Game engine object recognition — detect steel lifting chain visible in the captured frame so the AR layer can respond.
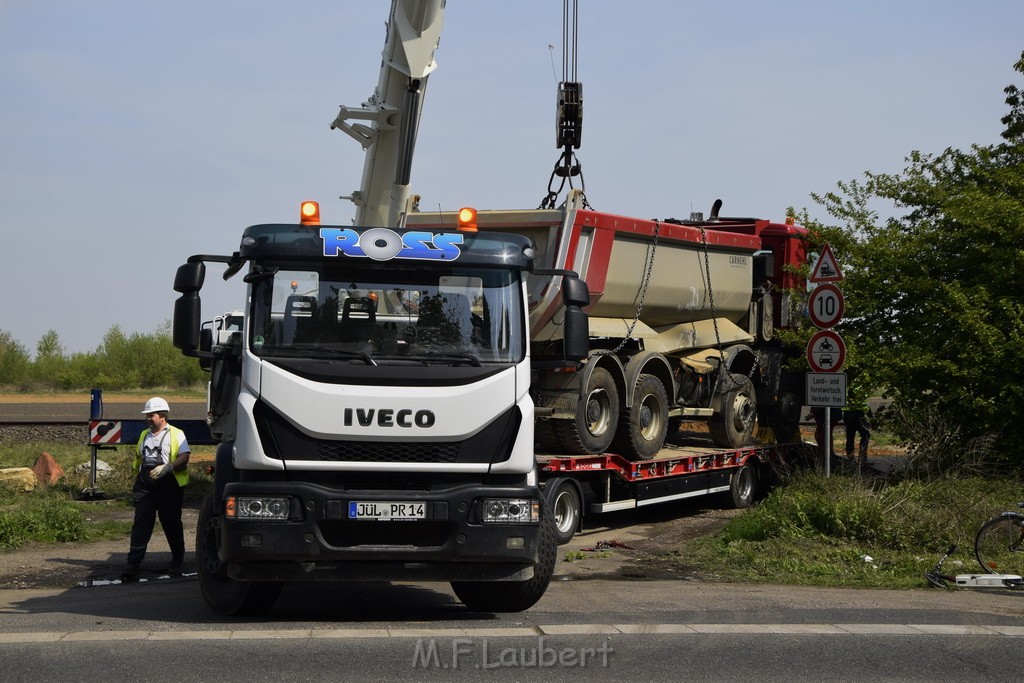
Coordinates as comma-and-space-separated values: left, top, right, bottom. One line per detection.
698, 225, 756, 389
612, 220, 660, 353
539, 151, 591, 210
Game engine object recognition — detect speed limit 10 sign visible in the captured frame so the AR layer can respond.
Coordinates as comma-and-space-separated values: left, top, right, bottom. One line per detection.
808, 283, 845, 329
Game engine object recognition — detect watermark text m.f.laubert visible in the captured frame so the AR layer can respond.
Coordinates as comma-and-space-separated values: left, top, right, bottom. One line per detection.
412, 636, 614, 669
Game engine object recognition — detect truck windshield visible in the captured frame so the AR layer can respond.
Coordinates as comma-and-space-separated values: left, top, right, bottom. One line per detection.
248, 264, 524, 365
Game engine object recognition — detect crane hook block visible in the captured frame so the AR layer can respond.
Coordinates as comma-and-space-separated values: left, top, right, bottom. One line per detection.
556, 81, 583, 150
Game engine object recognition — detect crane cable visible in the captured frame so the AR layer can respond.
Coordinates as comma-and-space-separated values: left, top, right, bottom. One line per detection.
539, 0, 590, 210
562, 0, 578, 84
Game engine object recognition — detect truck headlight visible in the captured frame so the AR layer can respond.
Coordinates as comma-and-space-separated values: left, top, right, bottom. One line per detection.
481, 499, 541, 524
226, 496, 291, 521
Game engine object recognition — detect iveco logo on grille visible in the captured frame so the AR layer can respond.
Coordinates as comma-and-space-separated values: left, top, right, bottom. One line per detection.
343, 408, 436, 428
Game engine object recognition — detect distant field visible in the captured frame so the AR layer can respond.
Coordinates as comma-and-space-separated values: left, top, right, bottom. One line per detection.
0, 391, 205, 404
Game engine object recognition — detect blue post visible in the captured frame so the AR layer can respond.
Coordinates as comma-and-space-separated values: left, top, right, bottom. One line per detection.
90, 388, 103, 421
83, 389, 105, 499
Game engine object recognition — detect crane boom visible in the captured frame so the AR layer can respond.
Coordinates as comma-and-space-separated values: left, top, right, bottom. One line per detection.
331, 0, 445, 228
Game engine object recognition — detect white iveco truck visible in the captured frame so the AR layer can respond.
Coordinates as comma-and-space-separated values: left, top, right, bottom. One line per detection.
172, 0, 588, 615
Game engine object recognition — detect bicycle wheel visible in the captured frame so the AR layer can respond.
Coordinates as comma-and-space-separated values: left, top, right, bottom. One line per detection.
975, 513, 1024, 574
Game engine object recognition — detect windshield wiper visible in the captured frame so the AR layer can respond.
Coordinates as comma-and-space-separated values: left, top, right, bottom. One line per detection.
405, 351, 482, 367
310, 346, 378, 366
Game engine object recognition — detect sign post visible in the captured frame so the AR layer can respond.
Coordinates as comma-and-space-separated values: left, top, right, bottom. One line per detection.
806, 245, 846, 477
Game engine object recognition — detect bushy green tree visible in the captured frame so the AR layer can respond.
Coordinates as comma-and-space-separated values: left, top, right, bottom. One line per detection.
0, 330, 30, 385
30, 329, 67, 385
814, 51, 1024, 463
91, 322, 205, 389
20, 323, 206, 390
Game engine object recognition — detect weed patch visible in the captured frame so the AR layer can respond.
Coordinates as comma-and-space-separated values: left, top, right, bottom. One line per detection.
650, 470, 1022, 588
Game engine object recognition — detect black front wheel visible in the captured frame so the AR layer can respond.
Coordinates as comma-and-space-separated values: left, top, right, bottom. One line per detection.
975, 513, 1024, 575
451, 504, 557, 612
197, 490, 282, 616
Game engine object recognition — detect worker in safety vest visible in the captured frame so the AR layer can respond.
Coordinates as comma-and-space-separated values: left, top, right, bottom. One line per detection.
122, 397, 191, 581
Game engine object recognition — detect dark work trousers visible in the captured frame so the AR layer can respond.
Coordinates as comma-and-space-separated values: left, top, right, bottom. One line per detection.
127, 465, 185, 568
843, 410, 871, 459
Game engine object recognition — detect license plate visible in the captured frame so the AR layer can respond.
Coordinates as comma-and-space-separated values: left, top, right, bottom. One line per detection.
348, 501, 426, 521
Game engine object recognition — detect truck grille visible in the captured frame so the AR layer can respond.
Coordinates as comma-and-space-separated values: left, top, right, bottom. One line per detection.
253, 399, 520, 465
317, 520, 453, 548
314, 441, 459, 463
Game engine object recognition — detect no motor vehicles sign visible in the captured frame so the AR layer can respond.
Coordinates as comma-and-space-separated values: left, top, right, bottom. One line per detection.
806, 329, 846, 373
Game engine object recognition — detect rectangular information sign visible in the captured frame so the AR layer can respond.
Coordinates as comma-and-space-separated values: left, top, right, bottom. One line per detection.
806, 372, 847, 407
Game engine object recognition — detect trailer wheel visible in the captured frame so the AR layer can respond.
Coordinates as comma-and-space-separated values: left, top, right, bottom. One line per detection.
534, 419, 562, 454
709, 373, 756, 448
451, 502, 557, 612
556, 367, 619, 454
613, 373, 669, 460
728, 464, 757, 508
550, 481, 581, 545
197, 490, 282, 616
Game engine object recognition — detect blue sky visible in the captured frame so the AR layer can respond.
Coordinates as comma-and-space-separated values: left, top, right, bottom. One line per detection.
1, 1, 1021, 355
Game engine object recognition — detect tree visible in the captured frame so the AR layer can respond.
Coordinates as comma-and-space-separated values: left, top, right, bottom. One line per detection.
35, 330, 64, 359
29, 329, 67, 387
813, 51, 1024, 463
0, 330, 30, 385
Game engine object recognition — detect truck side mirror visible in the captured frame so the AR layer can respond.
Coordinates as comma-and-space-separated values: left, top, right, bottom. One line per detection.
172, 262, 205, 353
562, 275, 590, 308
753, 250, 775, 286
562, 276, 590, 362
174, 261, 206, 293
173, 294, 202, 353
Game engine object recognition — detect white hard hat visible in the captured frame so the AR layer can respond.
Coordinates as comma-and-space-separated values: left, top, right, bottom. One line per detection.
141, 397, 170, 414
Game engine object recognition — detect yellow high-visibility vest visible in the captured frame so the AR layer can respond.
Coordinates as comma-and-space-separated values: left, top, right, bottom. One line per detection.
134, 425, 189, 487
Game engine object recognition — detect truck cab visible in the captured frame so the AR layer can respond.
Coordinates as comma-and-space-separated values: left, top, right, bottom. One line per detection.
173, 221, 589, 615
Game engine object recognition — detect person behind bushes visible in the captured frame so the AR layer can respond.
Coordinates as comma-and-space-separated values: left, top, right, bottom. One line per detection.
843, 373, 872, 462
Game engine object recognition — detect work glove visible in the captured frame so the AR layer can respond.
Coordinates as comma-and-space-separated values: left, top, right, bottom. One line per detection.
149, 464, 171, 480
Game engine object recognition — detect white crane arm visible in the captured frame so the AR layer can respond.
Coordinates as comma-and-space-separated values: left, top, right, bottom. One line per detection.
331, 0, 445, 227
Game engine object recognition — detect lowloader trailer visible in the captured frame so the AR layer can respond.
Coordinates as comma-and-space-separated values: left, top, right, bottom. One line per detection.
539, 434, 810, 544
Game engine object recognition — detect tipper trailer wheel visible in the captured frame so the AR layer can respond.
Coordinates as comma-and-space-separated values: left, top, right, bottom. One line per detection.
534, 418, 562, 454
556, 366, 620, 454
709, 373, 757, 449
766, 383, 802, 444
196, 490, 282, 616
451, 502, 558, 612
613, 373, 669, 460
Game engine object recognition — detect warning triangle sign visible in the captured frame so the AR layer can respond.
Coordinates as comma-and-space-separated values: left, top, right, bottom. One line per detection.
810, 244, 843, 283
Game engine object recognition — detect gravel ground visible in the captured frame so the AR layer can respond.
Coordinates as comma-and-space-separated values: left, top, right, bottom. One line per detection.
0, 496, 738, 589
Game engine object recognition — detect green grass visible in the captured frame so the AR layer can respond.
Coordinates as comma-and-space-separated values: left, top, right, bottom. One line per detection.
0, 441, 214, 549
3, 437, 1021, 592
639, 470, 1023, 588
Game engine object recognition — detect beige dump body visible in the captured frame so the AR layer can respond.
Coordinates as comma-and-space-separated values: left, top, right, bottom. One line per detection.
406, 205, 763, 355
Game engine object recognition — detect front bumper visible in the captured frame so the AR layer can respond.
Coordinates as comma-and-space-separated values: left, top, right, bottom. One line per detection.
219, 480, 543, 583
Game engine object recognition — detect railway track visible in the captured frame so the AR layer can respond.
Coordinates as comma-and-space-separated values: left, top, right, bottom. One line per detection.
0, 421, 93, 444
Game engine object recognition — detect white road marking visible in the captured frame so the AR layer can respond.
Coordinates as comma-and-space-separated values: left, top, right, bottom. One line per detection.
1, 624, 1022, 644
